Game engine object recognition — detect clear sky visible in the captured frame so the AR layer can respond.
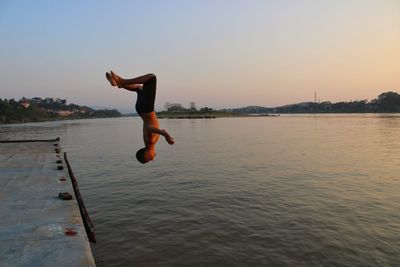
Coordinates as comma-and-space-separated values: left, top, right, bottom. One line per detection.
0, 0, 399, 112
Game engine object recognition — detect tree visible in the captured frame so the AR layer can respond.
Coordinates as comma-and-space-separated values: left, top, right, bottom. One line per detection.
189, 102, 197, 112
166, 103, 185, 112
164, 102, 171, 111
200, 107, 213, 113
377, 92, 400, 111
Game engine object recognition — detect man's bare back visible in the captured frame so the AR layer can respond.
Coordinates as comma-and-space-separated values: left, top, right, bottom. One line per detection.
106, 71, 174, 163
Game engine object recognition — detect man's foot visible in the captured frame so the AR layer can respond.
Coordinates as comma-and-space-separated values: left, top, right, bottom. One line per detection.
105, 72, 117, 87
110, 71, 125, 88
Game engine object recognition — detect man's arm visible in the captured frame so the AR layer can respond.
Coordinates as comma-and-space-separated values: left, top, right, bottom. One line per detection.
147, 127, 175, 145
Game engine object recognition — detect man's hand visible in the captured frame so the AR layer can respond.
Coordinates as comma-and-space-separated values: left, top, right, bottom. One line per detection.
161, 129, 175, 145
148, 127, 175, 145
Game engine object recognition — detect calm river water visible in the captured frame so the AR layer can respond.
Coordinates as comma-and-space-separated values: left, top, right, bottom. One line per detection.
1, 114, 399, 267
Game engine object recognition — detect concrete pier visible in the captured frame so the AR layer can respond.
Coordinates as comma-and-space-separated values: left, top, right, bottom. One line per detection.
0, 138, 96, 267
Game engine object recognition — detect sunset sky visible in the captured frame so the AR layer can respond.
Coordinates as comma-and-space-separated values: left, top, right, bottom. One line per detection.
0, 0, 399, 112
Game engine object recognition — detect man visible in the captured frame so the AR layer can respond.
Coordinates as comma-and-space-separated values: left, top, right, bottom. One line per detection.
106, 71, 174, 163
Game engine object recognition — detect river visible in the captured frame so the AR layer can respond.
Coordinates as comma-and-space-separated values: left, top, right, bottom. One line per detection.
1, 114, 399, 267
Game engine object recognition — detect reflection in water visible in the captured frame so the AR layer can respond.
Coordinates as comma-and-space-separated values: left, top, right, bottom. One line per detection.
1, 114, 400, 267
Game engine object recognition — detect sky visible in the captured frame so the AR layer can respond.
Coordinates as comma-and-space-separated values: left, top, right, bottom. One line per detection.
0, 0, 399, 112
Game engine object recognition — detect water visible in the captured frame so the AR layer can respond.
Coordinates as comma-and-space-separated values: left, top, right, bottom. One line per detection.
1, 114, 399, 267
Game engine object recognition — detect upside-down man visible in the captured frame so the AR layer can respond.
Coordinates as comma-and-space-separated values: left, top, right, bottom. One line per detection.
106, 71, 174, 163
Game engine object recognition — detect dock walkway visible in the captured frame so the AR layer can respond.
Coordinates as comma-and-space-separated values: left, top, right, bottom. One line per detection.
0, 138, 96, 267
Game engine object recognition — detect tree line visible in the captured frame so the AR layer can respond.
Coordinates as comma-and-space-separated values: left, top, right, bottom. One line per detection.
0, 97, 121, 124
228, 91, 400, 114
164, 102, 214, 113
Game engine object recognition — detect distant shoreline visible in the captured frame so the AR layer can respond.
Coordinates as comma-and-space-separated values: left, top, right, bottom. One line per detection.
2, 92, 399, 124
157, 111, 232, 119
157, 112, 280, 119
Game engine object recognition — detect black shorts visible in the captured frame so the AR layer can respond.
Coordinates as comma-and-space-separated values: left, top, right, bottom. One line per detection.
135, 76, 156, 114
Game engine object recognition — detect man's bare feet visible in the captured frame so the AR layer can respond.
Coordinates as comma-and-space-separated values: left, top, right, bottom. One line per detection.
110, 71, 125, 88
105, 72, 117, 87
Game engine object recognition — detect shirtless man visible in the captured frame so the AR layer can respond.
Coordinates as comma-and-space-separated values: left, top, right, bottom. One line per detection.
106, 71, 174, 163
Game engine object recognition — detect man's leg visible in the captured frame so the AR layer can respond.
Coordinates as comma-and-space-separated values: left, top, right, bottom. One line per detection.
111, 72, 155, 87
106, 72, 155, 92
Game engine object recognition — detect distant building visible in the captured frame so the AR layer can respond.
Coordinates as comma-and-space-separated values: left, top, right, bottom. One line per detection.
57, 110, 74, 117
21, 100, 30, 108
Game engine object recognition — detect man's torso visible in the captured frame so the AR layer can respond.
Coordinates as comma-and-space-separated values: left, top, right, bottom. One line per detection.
141, 111, 160, 147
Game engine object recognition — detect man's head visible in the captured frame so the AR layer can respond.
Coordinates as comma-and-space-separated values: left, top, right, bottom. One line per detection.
136, 147, 156, 164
